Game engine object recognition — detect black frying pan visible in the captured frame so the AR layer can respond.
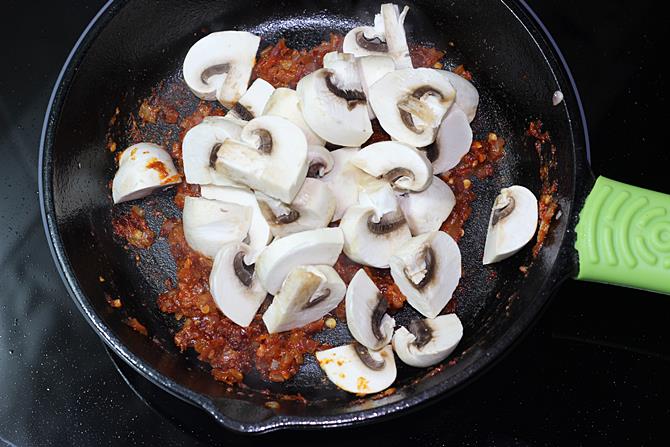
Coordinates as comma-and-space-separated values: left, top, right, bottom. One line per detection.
39, 0, 670, 434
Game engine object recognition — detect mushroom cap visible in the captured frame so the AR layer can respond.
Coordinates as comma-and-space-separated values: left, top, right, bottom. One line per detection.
431, 105, 473, 174
320, 147, 363, 221
396, 175, 456, 235
350, 141, 433, 192
316, 344, 396, 395
340, 204, 412, 268
392, 314, 463, 367
262, 265, 346, 333
296, 67, 373, 147
214, 115, 309, 203
255, 227, 344, 294
379, 3, 413, 69
182, 31, 260, 106
307, 145, 335, 178
199, 185, 273, 263
483, 185, 539, 264
209, 242, 267, 327
256, 178, 335, 238
182, 117, 243, 185
435, 69, 479, 123
262, 87, 325, 146
389, 231, 461, 318
369, 68, 455, 148
112, 143, 181, 204
345, 269, 395, 350
356, 55, 396, 120
226, 78, 275, 122
182, 196, 252, 259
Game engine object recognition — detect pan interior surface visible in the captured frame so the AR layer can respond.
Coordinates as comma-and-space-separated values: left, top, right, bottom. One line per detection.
43, 0, 579, 430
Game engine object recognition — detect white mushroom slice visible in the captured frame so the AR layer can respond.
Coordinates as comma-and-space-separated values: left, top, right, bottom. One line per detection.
396, 175, 456, 235
350, 141, 433, 192
430, 105, 473, 174
262, 88, 325, 146
342, 13, 388, 58
436, 70, 479, 122
316, 344, 396, 395
225, 78, 275, 122
112, 143, 181, 204
356, 55, 396, 120
380, 3, 413, 69
357, 180, 399, 223
296, 61, 372, 147
392, 314, 463, 367
255, 178, 336, 238
255, 227, 344, 294
369, 68, 456, 148
263, 265, 346, 333
182, 196, 252, 259
321, 147, 362, 221
346, 269, 395, 350
389, 231, 461, 318
182, 31, 260, 107
307, 145, 335, 178
182, 117, 243, 186
210, 242, 267, 327
483, 185, 539, 264
199, 185, 272, 262
214, 115, 308, 203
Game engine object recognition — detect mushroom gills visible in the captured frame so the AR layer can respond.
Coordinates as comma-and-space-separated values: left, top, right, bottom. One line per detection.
306, 145, 335, 178
392, 314, 463, 367
316, 344, 396, 394
345, 269, 395, 350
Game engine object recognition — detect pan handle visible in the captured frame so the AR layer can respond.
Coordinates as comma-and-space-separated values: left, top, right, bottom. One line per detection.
574, 176, 670, 294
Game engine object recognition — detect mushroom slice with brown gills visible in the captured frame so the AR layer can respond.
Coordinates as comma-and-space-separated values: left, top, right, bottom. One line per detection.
435, 69, 480, 123
262, 87, 325, 146
255, 178, 336, 238
182, 196, 252, 259
112, 143, 181, 204
306, 145, 335, 178
392, 314, 463, 367
296, 53, 372, 147
430, 105, 473, 174
316, 344, 396, 395
346, 269, 395, 350
210, 242, 267, 327
483, 185, 539, 264
369, 68, 456, 148
225, 78, 275, 123
350, 141, 433, 192
340, 182, 411, 268
396, 175, 456, 235
182, 31, 260, 107
321, 147, 363, 221
255, 227, 344, 295
342, 11, 388, 58
262, 265, 346, 333
389, 231, 461, 318
214, 115, 308, 203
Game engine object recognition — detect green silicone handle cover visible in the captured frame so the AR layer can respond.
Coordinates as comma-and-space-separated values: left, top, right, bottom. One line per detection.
575, 176, 670, 294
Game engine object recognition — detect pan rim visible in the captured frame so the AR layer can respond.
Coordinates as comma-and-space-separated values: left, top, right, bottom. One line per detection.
38, 0, 591, 434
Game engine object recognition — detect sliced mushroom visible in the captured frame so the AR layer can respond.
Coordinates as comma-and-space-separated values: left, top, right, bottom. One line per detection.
182, 196, 252, 258
350, 141, 433, 192
296, 55, 372, 147
255, 178, 336, 238
369, 68, 456, 148
379, 3, 413, 69
320, 147, 363, 221
389, 231, 461, 318
262, 87, 325, 146
435, 69, 479, 122
396, 175, 456, 235
182, 117, 243, 186
214, 115, 308, 203
430, 105, 473, 174
316, 344, 396, 395
112, 143, 181, 204
255, 227, 344, 294
307, 145, 335, 178
346, 269, 395, 350
200, 185, 272, 262
209, 242, 267, 327
225, 78, 275, 123
357, 179, 400, 223
483, 185, 539, 264
356, 55, 396, 120
262, 265, 346, 333
182, 31, 260, 107
392, 314, 463, 367
342, 13, 388, 58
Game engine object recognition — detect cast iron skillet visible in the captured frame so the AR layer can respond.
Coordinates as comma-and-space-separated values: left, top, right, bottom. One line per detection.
39, 0, 670, 434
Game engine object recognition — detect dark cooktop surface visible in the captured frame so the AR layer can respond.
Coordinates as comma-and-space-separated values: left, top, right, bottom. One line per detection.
0, 1, 667, 445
